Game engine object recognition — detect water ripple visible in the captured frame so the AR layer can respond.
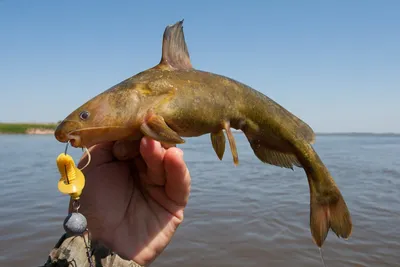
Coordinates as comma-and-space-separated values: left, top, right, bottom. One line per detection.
0, 134, 399, 267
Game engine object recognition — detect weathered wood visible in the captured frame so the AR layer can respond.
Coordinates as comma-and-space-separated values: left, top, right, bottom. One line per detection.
40, 233, 143, 267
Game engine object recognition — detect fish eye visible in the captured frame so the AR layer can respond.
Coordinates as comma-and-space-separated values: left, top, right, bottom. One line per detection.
79, 111, 90, 120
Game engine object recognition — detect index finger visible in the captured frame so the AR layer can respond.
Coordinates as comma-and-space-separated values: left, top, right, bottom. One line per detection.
164, 148, 191, 207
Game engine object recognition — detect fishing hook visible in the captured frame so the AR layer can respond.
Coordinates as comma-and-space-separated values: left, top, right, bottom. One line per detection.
64, 140, 70, 155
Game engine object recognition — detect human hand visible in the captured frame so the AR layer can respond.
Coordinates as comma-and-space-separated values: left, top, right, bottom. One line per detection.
73, 137, 191, 266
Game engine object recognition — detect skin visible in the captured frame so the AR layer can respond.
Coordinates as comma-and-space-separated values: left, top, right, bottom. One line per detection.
73, 137, 191, 266
56, 21, 352, 249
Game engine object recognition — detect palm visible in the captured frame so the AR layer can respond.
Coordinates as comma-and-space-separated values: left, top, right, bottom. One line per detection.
74, 137, 191, 266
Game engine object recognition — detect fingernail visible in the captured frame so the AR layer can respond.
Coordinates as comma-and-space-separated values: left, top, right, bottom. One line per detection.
176, 149, 184, 158
141, 137, 148, 147
161, 142, 176, 149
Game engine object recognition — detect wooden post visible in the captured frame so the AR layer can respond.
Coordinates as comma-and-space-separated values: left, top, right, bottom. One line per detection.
40, 233, 143, 267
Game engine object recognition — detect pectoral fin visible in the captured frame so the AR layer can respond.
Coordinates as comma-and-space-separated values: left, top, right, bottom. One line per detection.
223, 122, 239, 166
140, 114, 185, 144
210, 130, 226, 160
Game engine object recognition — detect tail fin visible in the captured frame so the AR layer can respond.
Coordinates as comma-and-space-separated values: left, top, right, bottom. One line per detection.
304, 147, 352, 247
243, 130, 352, 246
309, 184, 352, 246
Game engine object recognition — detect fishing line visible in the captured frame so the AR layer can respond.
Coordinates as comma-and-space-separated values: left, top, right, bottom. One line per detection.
319, 247, 327, 267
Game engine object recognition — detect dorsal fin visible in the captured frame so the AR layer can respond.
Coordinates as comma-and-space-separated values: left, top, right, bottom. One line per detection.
158, 20, 193, 70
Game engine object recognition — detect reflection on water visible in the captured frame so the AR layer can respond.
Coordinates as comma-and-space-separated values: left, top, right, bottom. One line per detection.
0, 134, 399, 267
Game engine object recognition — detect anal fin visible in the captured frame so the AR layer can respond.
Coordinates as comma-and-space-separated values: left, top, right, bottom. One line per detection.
245, 135, 302, 169
210, 130, 226, 160
223, 122, 239, 166
140, 114, 185, 144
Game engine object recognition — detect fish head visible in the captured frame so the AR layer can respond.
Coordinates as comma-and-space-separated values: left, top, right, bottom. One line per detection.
55, 89, 140, 148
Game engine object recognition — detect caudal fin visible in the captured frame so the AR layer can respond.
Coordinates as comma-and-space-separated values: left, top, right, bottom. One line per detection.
305, 157, 352, 247
242, 128, 352, 246
309, 186, 352, 246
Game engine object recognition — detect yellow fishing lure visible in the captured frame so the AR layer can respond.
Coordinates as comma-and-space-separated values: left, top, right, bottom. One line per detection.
56, 153, 85, 200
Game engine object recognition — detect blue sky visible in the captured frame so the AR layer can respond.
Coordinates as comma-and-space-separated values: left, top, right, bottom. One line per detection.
1, 1, 399, 133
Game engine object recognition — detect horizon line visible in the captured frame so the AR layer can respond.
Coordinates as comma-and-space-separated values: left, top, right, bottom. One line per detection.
1, 122, 398, 135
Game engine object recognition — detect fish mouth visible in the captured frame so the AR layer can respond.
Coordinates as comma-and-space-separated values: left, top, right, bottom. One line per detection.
55, 120, 87, 148
54, 120, 82, 144
67, 134, 82, 148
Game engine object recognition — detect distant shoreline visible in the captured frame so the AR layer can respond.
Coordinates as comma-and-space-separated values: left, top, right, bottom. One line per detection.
0, 123, 399, 136
0, 123, 57, 135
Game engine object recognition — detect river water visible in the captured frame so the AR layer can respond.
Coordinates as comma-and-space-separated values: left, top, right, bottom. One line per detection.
0, 134, 399, 266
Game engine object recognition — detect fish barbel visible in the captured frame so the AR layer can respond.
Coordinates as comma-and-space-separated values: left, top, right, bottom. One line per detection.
55, 20, 352, 247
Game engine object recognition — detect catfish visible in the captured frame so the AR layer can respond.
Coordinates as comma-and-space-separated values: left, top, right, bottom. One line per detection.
55, 20, 352, 247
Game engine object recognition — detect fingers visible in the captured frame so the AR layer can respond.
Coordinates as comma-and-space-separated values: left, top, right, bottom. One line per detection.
139, 137, 190, 206
78, 140, 141, 170
79, 137, 191, 211
161, 142, 176, 149
139, 137, 167, 186
164, 148, 191, 207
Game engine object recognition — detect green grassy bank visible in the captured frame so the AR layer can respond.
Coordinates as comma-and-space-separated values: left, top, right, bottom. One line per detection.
0, 123, 58, 134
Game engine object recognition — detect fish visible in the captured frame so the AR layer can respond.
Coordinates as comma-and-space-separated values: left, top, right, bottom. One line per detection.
55, 20, 352, 247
